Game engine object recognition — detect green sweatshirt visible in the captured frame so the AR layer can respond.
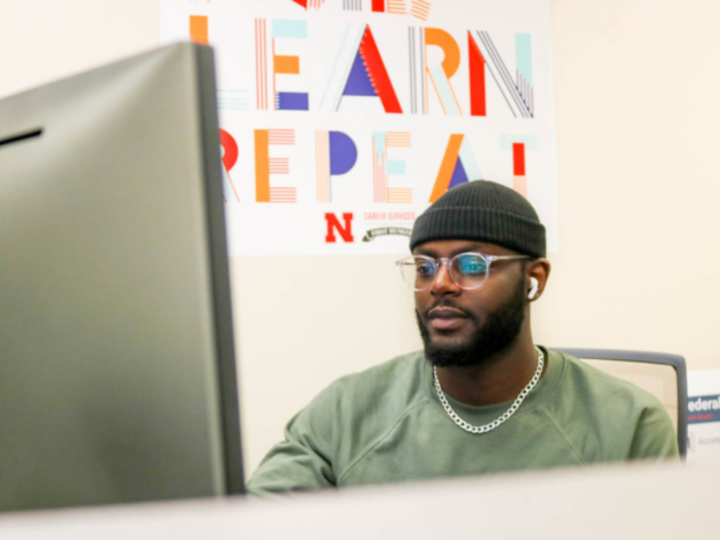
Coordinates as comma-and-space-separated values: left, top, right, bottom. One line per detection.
247, 348, 678, 494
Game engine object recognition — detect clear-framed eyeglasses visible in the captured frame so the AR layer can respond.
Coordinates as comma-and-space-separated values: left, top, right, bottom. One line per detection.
395, 252, 531, 291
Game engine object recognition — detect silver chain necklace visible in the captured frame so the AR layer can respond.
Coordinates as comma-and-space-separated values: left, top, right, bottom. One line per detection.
433, 346, 544, 434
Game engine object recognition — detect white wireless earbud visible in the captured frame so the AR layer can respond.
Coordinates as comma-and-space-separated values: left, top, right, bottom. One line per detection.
528, 277, 539, 300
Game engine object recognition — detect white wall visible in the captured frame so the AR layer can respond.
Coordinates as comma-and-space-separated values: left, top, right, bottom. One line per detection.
539, 0, 720, 367
0, 1, 159, 97
3, 0, 719, 475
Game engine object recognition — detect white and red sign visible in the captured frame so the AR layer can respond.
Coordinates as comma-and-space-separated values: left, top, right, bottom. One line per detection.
161, 0, 558, 256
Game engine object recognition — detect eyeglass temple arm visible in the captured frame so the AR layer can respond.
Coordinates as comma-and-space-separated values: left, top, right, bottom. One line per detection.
487, 255, 532, 262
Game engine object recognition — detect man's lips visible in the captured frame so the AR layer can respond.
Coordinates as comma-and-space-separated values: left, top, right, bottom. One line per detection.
426, 307, 470, 331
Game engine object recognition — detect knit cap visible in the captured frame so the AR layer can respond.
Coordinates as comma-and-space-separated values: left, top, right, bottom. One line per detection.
410, 180, 546, 258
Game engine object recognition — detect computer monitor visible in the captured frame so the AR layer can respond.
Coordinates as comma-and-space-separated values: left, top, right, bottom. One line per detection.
0, 43, 244, 511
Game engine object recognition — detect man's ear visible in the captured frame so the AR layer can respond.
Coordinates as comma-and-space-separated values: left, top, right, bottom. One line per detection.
526, 258, 551, 302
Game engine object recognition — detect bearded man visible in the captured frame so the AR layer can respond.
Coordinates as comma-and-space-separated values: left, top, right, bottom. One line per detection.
248, 180, 678, 494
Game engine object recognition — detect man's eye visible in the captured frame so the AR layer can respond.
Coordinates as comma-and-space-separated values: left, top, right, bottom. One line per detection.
416, 263, 436, 277
457, 256, 487, 275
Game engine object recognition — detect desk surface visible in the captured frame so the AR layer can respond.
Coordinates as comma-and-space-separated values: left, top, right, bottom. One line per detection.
0, 460, 717, 539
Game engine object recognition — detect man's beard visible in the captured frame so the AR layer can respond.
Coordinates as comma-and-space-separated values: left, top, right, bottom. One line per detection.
416, 279, 527, 368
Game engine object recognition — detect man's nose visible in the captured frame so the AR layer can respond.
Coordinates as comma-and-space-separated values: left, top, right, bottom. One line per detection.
431, 261, 461, 295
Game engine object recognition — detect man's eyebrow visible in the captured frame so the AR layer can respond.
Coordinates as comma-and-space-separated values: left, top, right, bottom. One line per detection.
413, 247, 436, 257
415, 244, 485, 257
449, 245, 485, 256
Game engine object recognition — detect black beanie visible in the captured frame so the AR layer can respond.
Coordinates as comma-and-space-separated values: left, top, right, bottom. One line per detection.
410, 180, 546, 258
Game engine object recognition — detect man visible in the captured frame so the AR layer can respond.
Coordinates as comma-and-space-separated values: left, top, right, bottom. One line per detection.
248, 180, 678, 494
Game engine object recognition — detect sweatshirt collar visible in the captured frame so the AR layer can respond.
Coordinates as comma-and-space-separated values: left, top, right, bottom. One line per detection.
423, 346, 566, 425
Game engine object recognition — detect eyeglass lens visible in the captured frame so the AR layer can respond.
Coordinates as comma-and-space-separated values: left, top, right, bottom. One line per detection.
401, 254, 489, 290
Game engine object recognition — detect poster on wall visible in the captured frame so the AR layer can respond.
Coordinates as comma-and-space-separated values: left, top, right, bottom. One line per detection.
687, 370, 720, 464
160, 0, 558, 256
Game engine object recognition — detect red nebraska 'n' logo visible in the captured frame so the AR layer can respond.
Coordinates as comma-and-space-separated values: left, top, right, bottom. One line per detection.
325, 213, 354, 243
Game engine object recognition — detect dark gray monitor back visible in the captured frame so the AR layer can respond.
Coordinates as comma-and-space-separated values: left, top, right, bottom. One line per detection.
0, 43, 244, 511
